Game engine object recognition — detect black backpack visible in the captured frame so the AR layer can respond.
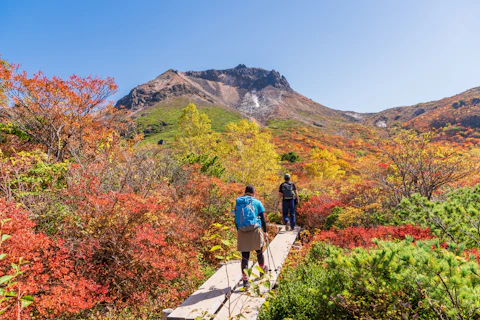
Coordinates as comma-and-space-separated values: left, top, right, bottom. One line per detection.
281, 182, 295, 200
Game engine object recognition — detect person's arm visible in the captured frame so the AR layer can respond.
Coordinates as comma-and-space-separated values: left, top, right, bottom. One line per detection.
294, 184, 299, 203
278, 183, 283, 202
232, 205, 239, 230
256, 200, 267, 233
259, 211, 267, 233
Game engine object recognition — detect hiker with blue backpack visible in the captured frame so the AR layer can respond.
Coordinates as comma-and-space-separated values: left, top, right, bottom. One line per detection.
234, 185, 268, 288
278, 173, 299, 231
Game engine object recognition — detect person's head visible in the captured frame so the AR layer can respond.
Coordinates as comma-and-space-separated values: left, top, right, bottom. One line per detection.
245, 185, 256, 196
284, 173, 291, 181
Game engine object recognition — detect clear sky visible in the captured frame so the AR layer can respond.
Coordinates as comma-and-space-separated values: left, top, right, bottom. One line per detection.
2, 0, 480, 113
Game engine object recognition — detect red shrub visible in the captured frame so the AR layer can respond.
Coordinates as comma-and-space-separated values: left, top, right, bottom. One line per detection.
466, 248, 480, 266
61, 176, 204, 308
311, 225, 433, 249
0, 198, 102, 319
297, 195, 343, 230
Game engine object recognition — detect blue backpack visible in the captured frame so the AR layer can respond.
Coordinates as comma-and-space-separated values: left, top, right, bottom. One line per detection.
235, 196, 261, 231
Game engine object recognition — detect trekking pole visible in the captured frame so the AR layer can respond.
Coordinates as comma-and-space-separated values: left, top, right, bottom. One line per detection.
265, 235, 277, 274
264, 236, 272, 273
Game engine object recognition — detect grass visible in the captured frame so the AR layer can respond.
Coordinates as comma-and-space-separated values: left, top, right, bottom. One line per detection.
267, 119, 307, 132
136, 99, 243, 145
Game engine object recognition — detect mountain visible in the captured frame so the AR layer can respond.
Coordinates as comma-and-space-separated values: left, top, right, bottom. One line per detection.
116, 64, 480, 144
116, 64, 355, 128
356, 87, 480, 133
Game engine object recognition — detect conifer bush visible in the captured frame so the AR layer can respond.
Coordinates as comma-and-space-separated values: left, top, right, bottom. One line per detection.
260, 239, 480, 319
280, 151, 300, 163
396, 184, 480, 249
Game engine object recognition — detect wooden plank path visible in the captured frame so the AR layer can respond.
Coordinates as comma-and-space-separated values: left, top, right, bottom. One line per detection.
167, 260, 253, 320
167, 226, 299, 320
215, 227, 299, 320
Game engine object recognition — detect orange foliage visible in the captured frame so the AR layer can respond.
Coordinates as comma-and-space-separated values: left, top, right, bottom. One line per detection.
0, 60, 127, 163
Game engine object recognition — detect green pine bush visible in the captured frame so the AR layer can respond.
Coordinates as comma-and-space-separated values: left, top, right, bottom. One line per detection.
396, 184, 480, 249
260, 239, 480, 319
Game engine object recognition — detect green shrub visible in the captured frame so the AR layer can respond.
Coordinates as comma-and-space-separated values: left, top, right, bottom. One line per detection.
0, 122, 30, 140
260, 244, 346, 320
280, 152, 301, 163
267, 211, 282, 224
183, 153, 225, 178
260, 239, 480, 319
396, 184, 480, 249
452, 100, 467, 109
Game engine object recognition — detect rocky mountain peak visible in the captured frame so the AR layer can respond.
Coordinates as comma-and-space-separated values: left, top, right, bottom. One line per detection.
184, 65, 291, 91
115, 65, 345, 127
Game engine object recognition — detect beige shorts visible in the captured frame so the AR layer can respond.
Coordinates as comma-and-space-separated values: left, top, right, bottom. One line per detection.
237, 227, 264, 252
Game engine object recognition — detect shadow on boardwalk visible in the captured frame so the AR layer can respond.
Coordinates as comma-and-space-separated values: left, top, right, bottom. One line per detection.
167, 225, 300, 320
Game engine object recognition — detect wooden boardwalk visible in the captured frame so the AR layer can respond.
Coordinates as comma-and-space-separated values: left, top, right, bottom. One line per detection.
167, 226, 299, 320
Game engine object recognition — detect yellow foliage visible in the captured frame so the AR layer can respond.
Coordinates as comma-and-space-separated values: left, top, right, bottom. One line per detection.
305, 148, 346, 179
337, 206, 363, 227
216, 120, 280, 191
175, 103, 218, 156
380, 129, 478, 201
470, 148, 480, 158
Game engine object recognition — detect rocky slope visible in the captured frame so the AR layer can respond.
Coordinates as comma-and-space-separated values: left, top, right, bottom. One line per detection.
355, 87, 480, 131
116, 65, 355, 128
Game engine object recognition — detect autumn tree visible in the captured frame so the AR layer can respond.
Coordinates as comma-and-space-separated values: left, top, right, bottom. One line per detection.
0, 58, 10, 106
0, 61, 124, 162
378, 130, 476, 202
304, 148, 347, 179
175, 103, 218, 156
217, 120, 280, 191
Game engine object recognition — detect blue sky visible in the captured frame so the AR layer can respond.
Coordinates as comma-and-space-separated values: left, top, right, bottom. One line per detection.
2, 0, 480, 113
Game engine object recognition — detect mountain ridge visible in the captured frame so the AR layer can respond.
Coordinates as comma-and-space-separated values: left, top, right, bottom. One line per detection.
116, 65, 480, 137
115, 65, 353, 128
358, 86, 480, 130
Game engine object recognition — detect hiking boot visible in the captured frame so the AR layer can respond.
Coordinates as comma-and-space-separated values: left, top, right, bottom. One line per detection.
285, 222, 290, 231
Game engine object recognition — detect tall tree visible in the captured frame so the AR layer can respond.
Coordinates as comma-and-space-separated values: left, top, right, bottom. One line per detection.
0, 58, 10, 106
175, 103, 217, 155
378, 130, 476, 202
217, 120, 280, 191
0, 61, 123, 162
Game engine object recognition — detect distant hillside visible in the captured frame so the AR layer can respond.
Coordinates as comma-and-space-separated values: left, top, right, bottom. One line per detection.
116, 65, 480, 145
356, 87, 480, 135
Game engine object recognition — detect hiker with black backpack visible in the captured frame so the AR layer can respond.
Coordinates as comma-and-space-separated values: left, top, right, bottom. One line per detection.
234, 185, 268, 288
278, 173, 299, 231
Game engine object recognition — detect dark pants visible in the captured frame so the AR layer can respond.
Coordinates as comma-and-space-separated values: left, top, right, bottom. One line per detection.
282, 199, 296, 229
241, 250, 264, 280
